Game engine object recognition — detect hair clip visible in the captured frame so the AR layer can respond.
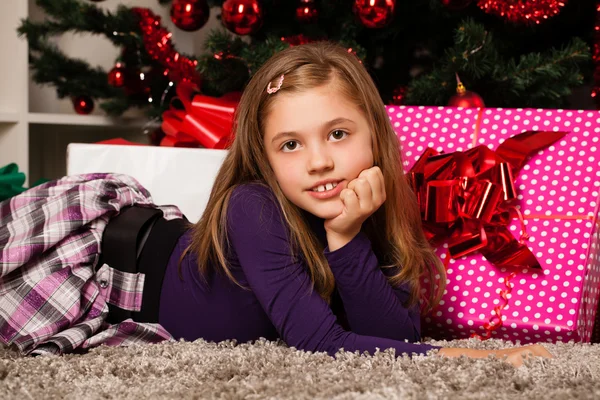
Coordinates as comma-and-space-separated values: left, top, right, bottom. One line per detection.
266, 74, 285, 94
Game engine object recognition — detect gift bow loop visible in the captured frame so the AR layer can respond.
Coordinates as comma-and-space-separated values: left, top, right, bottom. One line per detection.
161, 82, 240, 149
410, 130, 568, 269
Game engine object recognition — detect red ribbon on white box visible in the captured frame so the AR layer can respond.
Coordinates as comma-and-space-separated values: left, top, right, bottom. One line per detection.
161, 82, 241, 149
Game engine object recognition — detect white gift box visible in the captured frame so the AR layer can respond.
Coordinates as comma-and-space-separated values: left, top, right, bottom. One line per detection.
67, 143, 227, 223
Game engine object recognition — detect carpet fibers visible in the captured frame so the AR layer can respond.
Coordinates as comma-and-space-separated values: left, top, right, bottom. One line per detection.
2, 337, 600, 399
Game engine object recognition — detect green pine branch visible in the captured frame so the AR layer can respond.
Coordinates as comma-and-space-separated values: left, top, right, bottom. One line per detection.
407, 19, 591, 108
493, 38, 589, 106
16, 0, 596, 117
23, 0, 138, 44
29, 42, 119, 99
197, 28, 364, 96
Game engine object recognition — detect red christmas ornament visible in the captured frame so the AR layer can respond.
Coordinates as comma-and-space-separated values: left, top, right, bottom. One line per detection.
448, 75, 485, 108
296, 0, 318, 24
477, 0, 567, 25
221, 0, 264, 36
441, 0, 473, 10
72, 95, 94, 115
107, 63, 126, 88
391, 86, 408, 105
353, 0, 396, 29
170, 0, 210, 32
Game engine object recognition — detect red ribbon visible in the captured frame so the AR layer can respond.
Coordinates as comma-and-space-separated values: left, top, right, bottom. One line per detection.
470, 271, 517, 340
161, 82, 241, 149
409, 130, 567, 271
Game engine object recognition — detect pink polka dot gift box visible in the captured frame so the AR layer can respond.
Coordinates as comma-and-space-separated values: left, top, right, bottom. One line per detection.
387, 105, 600, 344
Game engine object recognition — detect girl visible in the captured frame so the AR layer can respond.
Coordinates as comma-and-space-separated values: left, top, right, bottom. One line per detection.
1, 42, 551, 367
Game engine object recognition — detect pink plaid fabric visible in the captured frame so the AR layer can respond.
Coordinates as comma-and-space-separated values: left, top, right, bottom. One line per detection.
0, 173, 184, 355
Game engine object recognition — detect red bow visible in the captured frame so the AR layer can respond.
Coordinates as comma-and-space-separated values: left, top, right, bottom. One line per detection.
408, 130, 567, 270
161, 82, 241, 149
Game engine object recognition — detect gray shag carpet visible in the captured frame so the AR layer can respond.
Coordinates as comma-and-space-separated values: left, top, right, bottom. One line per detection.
1, 338, 600, 400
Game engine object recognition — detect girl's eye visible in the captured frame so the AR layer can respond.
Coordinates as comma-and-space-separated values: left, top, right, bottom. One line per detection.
280, 131, 347, 152
282, 141, 298, 151
330, 130, 348, 141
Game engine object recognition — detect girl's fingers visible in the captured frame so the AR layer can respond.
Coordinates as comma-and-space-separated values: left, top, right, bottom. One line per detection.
371, 167, 386, 205
377, 168, 386, 202
357, 167, 385, 207
340, 188, 359, 213
352, 178, 373, 212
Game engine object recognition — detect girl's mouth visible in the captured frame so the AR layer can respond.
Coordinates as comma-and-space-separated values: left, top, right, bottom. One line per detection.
307, 180, 344, 200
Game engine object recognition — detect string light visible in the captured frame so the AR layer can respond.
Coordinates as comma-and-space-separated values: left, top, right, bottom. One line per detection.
142, 81, 176, 135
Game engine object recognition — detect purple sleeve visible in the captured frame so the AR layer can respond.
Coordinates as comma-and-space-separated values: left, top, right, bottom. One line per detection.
324, 233, 424, 342
226, 184, 440, 358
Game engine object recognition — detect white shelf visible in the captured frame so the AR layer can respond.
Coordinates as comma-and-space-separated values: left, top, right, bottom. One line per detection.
28, 112, 149, 127
0, 111, 19, 123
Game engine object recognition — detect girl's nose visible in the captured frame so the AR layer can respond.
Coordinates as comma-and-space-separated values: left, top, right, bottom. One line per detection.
307, 147, 334, 173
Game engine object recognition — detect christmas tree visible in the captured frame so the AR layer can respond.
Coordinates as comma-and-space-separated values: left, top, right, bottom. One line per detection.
18, 0, 596, 120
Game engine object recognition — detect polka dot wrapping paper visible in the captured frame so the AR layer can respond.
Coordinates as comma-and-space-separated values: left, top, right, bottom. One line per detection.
386, 106, 600, 344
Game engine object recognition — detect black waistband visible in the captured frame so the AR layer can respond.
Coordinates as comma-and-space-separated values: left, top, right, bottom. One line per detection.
133, 214, 189, 322
100, 205, 189, 324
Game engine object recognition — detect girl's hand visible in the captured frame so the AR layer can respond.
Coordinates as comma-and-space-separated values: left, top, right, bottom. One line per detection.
324, 166, 386, 242
494, 344, 554, 367
438, 344, 554, 368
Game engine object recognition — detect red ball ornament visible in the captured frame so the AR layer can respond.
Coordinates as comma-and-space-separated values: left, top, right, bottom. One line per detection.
441, 0, 473, 10
448, 78, 485, 108
353, 0, 396, 29
296, 0, 318, 24
170, 0, 210, 32
477, 0, 567, 25
72, 95, 94, 115
107, 63, 126, 88
221, 0, 264, 36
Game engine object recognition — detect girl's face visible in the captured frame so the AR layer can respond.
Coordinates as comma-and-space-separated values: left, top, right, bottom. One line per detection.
263, 81, 374, 220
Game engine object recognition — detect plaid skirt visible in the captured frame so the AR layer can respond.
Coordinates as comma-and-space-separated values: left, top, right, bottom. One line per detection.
0, 173, 184, 356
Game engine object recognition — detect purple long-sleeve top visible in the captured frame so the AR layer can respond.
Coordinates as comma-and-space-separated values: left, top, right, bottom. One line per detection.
158, 183, 441, 358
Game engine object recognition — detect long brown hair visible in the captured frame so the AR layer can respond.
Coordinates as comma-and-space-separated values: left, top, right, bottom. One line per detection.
180, 41, 445, 313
